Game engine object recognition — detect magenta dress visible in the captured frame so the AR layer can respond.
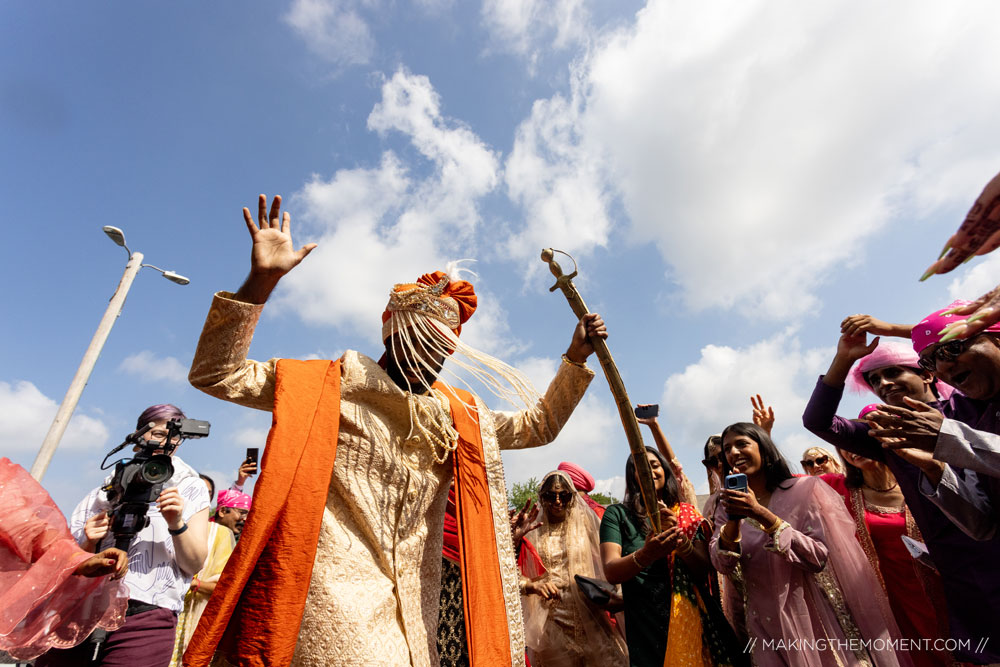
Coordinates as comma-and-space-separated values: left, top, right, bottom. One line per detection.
710, 475, 910, 667
820, 474, 949, 667
0, 458, 128, 661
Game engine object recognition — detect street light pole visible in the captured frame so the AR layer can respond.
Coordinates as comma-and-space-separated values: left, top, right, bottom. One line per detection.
30, 227, 189, 482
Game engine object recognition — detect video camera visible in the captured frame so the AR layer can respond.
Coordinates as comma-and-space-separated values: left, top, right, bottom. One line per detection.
100, 418, 210, 551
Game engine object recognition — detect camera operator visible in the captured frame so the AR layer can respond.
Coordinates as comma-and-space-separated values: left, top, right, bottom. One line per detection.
36, 404, 210, 667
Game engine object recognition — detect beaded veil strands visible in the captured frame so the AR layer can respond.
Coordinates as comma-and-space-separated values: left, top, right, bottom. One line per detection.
383, 273, 543, 457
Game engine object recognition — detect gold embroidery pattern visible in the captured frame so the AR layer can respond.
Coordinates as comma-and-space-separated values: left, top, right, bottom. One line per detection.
849, 488, 888, 594
814, 568, 873, 667
476, 401, 528, 667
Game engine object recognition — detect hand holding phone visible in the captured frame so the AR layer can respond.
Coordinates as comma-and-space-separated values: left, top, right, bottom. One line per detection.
634, 404, 659, 420
723, 473, 748, 520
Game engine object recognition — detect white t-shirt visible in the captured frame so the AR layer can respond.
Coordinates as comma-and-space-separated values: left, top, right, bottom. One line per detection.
70, 455, 210, 613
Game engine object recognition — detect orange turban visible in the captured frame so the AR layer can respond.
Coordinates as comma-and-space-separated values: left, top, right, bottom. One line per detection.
381, 271, 477, 340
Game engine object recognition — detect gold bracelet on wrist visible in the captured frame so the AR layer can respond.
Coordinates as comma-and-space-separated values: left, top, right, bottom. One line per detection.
631, 550, 648, 569
561, 354, 587, 368
765, 515, 783, 535
721, 528, 741, 547
677, 539, 694, 557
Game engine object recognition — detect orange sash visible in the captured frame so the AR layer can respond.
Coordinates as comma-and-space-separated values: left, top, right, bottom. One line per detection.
184, 360, 514, 666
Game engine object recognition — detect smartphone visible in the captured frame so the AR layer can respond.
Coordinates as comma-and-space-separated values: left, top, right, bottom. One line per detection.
245, 447, 259, 473
634, 404, 659, 419
724, 473, 748, 519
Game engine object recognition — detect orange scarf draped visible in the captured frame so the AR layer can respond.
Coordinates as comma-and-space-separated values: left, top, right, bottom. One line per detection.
184, 359, 514, 667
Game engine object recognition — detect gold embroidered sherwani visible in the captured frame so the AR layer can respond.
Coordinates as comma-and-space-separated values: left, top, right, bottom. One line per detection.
189, 293, 595, 667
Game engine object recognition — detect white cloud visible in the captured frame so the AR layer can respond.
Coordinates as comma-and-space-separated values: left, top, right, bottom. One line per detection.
118, 350, 188, 384
505, 0, 1000, 318
593, 474, 625, 501
481, 0, 591, 63
284, 0, 376, 68
501, 356, 626, 489
503, 87, 613, 273
947, 252, 1000, 303
277, 69, 507, 350
0, 380, 109, 452
661, 329, 831, 468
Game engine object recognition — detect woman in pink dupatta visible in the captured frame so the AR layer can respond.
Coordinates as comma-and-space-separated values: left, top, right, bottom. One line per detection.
0, 458, 129, 661
709, 424, 910, 667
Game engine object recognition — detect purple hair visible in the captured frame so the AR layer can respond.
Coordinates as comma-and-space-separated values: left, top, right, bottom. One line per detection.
135, 404, 185, 430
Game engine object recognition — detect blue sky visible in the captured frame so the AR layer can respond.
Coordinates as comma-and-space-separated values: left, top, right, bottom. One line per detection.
3, 1, 1000, 515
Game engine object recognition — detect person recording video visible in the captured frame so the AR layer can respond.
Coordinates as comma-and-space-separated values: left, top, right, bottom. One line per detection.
36, 404, 211, 667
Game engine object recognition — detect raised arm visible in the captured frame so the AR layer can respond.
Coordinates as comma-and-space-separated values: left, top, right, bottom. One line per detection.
494, 314, 605, 449
234, 194, 317, 304
189, 195, 317, 410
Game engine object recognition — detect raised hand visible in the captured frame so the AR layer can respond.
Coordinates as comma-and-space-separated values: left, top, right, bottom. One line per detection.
510, 498, 542, 545
751, 394, 775, 434
235, 194, 318, 304
841, 314, 893, 337
922, 169, 1000, 277
83, 511, 110, 551
836, 330, 880, 364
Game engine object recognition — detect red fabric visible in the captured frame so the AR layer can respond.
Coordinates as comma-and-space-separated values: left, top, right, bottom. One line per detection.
820, 474, 948, 667
517, 538, 546, 577
442, 486, 460, 564
184, 359, 342, 667
581, 493, 606, 519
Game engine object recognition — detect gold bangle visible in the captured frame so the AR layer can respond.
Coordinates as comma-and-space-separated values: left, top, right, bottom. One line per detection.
561, 354, 587, 368
721, 528, 741, 547
631, 550, 648, 569
765, 515, 783, 535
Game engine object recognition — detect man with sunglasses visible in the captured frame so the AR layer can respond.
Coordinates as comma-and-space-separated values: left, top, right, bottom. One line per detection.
802, 313, 1000, 665
866, 305, 1000, 545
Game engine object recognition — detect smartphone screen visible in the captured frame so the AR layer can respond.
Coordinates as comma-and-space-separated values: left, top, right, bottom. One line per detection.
246, 447, 259, 471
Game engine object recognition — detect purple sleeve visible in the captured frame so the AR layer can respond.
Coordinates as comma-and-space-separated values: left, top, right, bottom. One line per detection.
801, 377, 885, 462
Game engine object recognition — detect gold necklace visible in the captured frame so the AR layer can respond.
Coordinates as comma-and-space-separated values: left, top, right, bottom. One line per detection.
406, 388, 460, 464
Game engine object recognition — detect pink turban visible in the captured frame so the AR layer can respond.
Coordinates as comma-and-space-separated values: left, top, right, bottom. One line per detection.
858, 404, 880, 420
846, 338, 954, 400
912, 300, 1000, 354
557, 462, 595, 493
217, 489, 252, 510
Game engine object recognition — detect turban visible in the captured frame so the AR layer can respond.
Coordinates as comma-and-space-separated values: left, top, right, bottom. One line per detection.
912, 299, 1000, 354
557, 461, 595, 493
217, 489, 252, 511
858, 404, 880, 420
381, 271, 477, 341
846, 340, 922, 394
847, 338, 955, 400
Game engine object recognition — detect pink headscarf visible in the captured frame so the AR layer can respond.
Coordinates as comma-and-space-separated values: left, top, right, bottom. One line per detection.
557, 461, 595, 493
846, 339, 954, 400
912, 299, 1000, 354
217, 489, 252, 510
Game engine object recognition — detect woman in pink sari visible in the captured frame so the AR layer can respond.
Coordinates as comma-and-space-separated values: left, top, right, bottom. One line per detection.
710, 424, 909, 667
0, 458, 129, 661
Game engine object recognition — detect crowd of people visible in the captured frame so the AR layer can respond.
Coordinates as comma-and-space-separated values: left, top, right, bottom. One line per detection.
2, 171, 1000, 666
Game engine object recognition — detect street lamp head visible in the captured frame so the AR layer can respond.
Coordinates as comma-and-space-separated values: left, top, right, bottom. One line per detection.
103, 226, 127, 247
162, 271, 190, 285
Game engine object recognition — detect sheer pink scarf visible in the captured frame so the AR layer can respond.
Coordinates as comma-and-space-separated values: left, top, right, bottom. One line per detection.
0, 458, 127, 660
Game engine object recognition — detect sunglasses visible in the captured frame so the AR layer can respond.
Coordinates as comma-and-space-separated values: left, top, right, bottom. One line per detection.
702, 455, 722, 468
800, 455, 830, 470
540, 491, 573, 504
918, 336, 979, 371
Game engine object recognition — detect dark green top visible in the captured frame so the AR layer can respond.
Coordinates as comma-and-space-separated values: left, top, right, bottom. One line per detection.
599, 503, 672, 667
